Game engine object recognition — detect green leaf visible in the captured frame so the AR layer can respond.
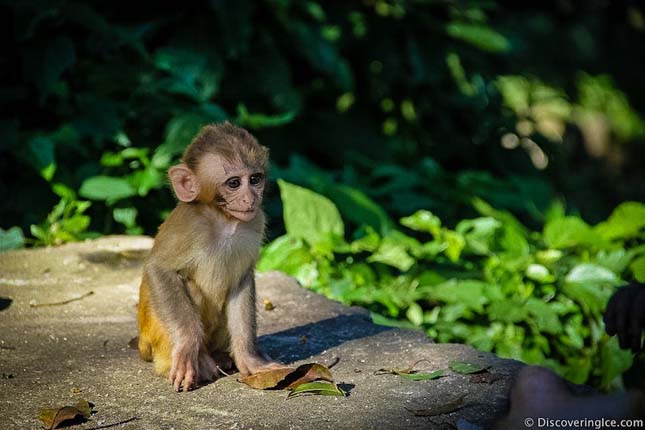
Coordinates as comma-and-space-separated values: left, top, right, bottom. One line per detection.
406, 303, 424, 326
258, 235, 313, 275
349, 226, 381, 253
127, 166, 163, 196
446, 23, 511, 53
60, 214, 90, 234
449, 361, 486, 374
472, 198, 528, 236
488, 300, 528, 323
367, 237, 416, 272
565, 263, 622, 286
398, 370, 445, 381
0, 227, 25, 252
525, 298, 563, 334
595, 202, 645, 241
594, 249, 634, 274
426, 280, 488, 313
443, 230, 465, 262
630, 256, 645, 282
79, 176, 136, 202
371, 312, 422, 331
236, 104, 296, 129
287, 381, 345, 398
278, 180, 344, 250
600, 337, 633, 390
113, 207, 138, 229
525, 264, 555, 283
400, 210, 441, 237
324, 183, 392, 235
543, 216, 601, 249
456, 217, 501, 255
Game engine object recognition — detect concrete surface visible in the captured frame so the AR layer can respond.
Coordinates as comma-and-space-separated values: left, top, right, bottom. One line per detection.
0, 236, 523, 429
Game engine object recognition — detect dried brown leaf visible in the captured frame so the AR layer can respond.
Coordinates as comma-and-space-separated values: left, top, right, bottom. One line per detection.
238, 367, 295, 390
238, 362, 336, 391
282, 363, 334, 389
38, 399, 93, 429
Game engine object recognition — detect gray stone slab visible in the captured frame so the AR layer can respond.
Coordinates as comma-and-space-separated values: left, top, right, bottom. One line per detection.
0, 236, 523, 429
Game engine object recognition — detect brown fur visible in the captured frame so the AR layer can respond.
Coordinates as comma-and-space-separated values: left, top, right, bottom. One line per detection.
137, 123, 278, 391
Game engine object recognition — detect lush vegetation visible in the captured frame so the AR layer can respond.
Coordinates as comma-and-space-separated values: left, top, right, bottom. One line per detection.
1, 1, 644, 388
259, 181, 645, 390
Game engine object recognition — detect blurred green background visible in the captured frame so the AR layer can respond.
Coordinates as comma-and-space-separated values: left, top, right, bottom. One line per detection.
1, 1, 644, 389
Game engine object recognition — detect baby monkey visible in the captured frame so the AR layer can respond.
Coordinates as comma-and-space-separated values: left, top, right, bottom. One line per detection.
138, 122, 278, 391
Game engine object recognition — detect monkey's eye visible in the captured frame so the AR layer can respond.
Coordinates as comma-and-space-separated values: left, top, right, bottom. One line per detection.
226, 177, 241, 189
249, 173, 264, 185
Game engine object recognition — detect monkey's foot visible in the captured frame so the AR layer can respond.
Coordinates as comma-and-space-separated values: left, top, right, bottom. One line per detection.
235, 353, 283, 376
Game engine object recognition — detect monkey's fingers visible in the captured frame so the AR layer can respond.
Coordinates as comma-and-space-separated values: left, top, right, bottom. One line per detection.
182, 363, 196, 392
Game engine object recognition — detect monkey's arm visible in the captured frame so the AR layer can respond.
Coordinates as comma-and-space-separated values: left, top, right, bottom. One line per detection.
145, 262, 205, 391
227, 270, 276, 375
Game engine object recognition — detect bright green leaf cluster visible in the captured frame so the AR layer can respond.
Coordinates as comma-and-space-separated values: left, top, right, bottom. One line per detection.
260, 184, 644, 389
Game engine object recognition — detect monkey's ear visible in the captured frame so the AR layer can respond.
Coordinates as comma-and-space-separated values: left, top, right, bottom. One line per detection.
169, 164, 200, 202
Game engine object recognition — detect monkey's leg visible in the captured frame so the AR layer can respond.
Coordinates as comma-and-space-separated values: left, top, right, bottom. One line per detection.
227, 271, 281, 375
138, 278, 173, 376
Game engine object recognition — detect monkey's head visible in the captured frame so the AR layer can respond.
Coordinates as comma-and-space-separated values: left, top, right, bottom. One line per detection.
168, 122, 269, 222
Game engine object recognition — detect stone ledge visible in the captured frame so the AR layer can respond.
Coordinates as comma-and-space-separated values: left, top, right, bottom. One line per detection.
0, 236, 523, 429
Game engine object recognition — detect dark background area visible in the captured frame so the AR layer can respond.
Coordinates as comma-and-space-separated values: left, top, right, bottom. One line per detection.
1, 0, 644, 243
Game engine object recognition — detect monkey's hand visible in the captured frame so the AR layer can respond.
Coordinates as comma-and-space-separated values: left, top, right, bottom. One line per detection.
604, 282, 645, 353
170, 340, 226, 391
169, 339, 202, 392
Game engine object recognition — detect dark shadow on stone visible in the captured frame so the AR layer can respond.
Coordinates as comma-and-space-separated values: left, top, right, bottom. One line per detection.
259, 314, 392, 363
80, 249, 149, 268
338, 383, 355, 397
0, 297, 12, 311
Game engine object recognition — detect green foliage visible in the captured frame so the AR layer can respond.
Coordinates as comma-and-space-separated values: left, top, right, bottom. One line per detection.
30, 191, 94, 247
260, 183, 645, 389
0, 227, 25, 252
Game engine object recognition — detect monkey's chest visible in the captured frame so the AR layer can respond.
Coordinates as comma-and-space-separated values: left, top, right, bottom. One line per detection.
191, 230, 261, 295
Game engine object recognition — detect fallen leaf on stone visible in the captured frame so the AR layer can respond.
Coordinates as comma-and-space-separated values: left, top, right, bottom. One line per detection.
239, 367, 295, 390
406, 394, 465, 417
38, 399, 93, 429
263, 298, 275, 311
287, 381, 346, 398
375, 359, 445, 381
281, 363, 335, 389
469, 371, 499, 384
449, 361, 487, 375
398, 370, 445, 381
239, 363, 334, 390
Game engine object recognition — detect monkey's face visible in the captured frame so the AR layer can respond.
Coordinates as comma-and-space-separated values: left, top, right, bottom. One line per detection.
198, 154, 264, 222
216, 169, 265, 222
